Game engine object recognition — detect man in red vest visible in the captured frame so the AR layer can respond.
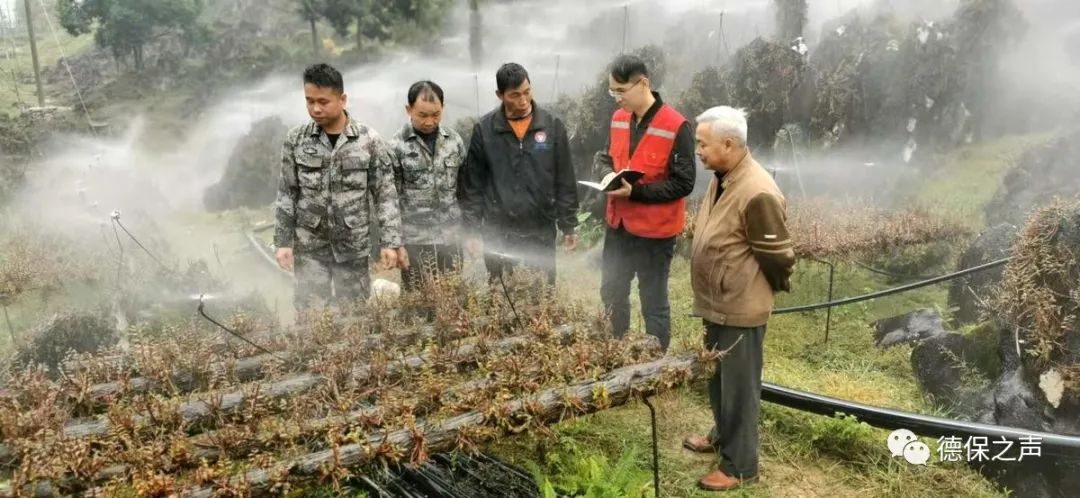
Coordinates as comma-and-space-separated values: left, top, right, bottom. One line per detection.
600, 55, 696, 351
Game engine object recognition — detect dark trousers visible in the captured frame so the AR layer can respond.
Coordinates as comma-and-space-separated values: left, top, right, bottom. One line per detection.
600, 225, 676, 351
705, 320, 765, 479
483, 225, 557, 287
293, 256, 370, 310
401, 243, 462, 292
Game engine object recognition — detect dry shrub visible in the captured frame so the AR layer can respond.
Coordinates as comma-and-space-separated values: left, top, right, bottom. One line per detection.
14, 309, 117, 374
683, 197, 970, 261
995, 198, 1080, 394
787, 198, 970, 261
0, 268, 690, 495
0, 230, 101, 308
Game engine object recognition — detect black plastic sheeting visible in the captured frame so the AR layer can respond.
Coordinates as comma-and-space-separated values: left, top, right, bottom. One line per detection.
351, 453, 555, 498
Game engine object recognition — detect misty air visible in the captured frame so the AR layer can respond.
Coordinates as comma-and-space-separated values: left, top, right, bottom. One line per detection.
0, 0, 1077, 496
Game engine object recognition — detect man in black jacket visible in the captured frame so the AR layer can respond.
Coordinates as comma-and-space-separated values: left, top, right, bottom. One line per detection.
459, 63, 579, 285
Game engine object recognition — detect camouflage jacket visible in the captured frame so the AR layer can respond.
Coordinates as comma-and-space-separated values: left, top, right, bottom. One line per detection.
274, 114, 402, 263
388, 124, 466, 245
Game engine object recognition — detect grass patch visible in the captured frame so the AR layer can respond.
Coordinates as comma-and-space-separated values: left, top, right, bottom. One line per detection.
0, 23, 96, 116
914, 133, 1055, 229
487, 249, 1003, 497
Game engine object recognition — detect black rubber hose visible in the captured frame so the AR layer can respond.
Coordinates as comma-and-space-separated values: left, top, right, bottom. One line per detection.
774, 257, 1012, 315
196, 295, 284, 360
852, 260, 938, 281
762, 382, 1080, 458
642, 395, 661, 498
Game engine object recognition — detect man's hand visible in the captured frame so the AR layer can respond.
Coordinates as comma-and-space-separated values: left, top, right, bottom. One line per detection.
275, 247, 294, 272
396, 247, 410, 269
379, 248, 399, 270
607, 178, 633, 198
563, 233, 578, 252
464, 238, 483, 256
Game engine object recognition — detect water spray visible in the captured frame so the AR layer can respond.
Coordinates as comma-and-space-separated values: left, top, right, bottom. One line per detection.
3, 304, 15, 345
473, 73, 481, 118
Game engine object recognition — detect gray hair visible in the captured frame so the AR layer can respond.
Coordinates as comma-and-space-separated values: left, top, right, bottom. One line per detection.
695, 106, 748, 145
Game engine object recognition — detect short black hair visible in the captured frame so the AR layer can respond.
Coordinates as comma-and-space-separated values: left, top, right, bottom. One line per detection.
303, 63, 344, 93
608, 54, 649, 84
407, 80, 444, 106
495, 63, 530, 93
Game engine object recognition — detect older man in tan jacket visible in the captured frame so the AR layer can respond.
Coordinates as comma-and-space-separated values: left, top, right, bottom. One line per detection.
683, 106, 795, 491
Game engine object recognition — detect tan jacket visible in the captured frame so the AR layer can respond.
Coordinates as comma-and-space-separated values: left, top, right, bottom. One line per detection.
691, 153, 795, 328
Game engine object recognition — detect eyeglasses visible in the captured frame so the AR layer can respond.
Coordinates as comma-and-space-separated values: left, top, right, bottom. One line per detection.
608, 78, 644, 99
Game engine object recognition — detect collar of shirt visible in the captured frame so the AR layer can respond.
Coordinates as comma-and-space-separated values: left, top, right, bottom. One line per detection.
632, 91, 664, 128
307, 110, 362, 139
404, 124, 450, 141
720, 151, 753, 190
492, 101, 549, 134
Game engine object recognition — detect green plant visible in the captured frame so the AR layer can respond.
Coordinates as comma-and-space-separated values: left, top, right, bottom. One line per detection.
575, 212, 606, 249
531, 446, 652, 498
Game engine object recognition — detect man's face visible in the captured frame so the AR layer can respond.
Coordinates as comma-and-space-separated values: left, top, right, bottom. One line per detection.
695, 123, 738, 172
497, 80, 533, 119
406, 98, 442, 135
608, 75, 648, 112
304, 83, 347, 126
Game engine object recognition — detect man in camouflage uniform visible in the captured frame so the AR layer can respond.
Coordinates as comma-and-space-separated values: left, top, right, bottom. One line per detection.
274, 63, 406, 310
389, 80, 467, 291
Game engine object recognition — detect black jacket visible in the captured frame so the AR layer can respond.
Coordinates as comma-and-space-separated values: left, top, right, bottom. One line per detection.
459, 103, 579, 235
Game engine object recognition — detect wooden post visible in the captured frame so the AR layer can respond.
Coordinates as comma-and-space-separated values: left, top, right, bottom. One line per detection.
621, 4, 629, 53
22, 0, 44, 107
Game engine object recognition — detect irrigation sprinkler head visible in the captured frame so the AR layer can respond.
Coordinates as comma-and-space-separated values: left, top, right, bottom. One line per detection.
110, 209, 121, 220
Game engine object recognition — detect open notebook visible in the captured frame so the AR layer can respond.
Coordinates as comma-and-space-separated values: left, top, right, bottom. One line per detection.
578, 170, 645, 192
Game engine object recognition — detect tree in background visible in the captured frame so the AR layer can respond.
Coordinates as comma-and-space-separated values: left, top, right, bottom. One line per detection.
295, 0, 321, 57
773, 0, 808, 41
314, 0, 452, 52
56, 0, 204, 71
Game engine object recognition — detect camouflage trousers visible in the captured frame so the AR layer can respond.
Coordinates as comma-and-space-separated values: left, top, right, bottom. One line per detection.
293, 256, 370, 310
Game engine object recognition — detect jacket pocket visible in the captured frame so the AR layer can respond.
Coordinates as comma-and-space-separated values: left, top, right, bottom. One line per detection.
401, 157, 434, 190
343, 214, 364, 229
341, 150, 370, 190
640, 151, 667, 183
440, 154, 460, 193
710, 262, 727, 305
294, 149, 325, 190
720, 261, 752, 301
297, 209, 322, 230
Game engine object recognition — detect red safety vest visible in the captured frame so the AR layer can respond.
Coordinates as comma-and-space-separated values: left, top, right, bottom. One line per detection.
605, 105, 687, 238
